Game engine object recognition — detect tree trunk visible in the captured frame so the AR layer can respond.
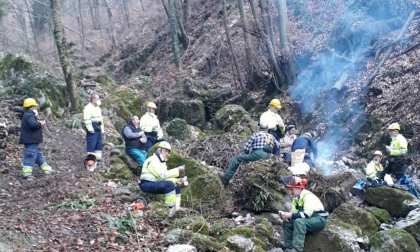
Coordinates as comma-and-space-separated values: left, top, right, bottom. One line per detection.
168, 0, 181, 68
238, 0, 253, 89
78, 0, 86, 55
276, 0, 295, 86
259, 0, 285, 89
174, 0, 189, 49
223, 0, 246, 95
103, 0, 118, 49
25, 0, 42, 59
121, 0, 130, 28
50, 0, 81, 111
183, 0, 191, 26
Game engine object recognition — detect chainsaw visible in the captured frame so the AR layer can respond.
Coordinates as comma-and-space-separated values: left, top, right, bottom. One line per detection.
127, 197, 148, 212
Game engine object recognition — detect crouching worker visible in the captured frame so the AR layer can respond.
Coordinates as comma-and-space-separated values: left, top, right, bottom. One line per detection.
279, 176, 328, 252
366, 150, 384, 184
139, 141, 186, 211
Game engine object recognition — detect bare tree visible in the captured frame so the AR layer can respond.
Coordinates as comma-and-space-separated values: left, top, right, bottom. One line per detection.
103, 0, 118, 49
168, 0, 181, 68
25, 0, 42, 59
238, 0, 253, 89
182, 0, 191, 26
121, 0, 130, 28
223, 0, 246, 95
50, 0, 80, 111
78, 0, 86, 55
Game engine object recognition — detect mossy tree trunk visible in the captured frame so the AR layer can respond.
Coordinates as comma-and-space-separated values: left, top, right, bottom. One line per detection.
276, 0, 296, 86
50, 0, 81, 111
103, 0, 118, 49
238, 0, 254, 89
168, 0, 181, 69
223, 0, 247, 95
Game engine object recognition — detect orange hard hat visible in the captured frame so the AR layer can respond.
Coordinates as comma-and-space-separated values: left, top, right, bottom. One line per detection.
87, 160, 95, 166
285, 176, 308, 189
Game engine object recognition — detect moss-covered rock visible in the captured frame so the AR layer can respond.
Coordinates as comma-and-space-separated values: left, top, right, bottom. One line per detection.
365, 186, 420, 217
304, 218, 362, 252
145, 202, 169, 223
166, 118, 188, 140
330, 202, 380, 237
226, 235, 255, 252
170, 216, 210, 236
255, 220, 283, 248
394, 208, 420, 246
104, 156, 133, 180
210, 218, 234, 241
146, 147, 227, 215
157, 98, 206, 127
164, 229, 225, 251
102, 87, 145, 120
367, 207, 391, 224
370, 229, 420, 252
233, 227, 253, 238
214, 105, 258, 138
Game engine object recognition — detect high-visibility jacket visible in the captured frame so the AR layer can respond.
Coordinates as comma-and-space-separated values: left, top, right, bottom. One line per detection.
83, 103, 104, 132
365, 161, 383, 180
260, 110, 285, 131
140, 112, 163, 139
140, 153, 179, 183
291, 189, 327, 219
389, 134, 407, 156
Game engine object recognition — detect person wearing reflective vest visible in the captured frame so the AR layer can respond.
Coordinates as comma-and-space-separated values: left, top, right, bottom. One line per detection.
279, 176, 328, 252
122, 115, 147, 166
140, 141, 186, 209
140, 102, 164, 151
366, 150, 384, 181
83, 94, 104, 162
380, 123, 408, 180
20, 98, 54, 180
260, 99, 285, 156
218, 122, 280, 185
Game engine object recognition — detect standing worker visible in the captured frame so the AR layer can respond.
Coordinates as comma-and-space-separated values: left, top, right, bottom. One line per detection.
83, 94, 104, 165
20, 98, 54, 180
218, 122, 279, 185
291, 133, 318, 169
139, 141, 186, 211
260, 99, 285, 156
381, 123, 407, 180
140, 102, 164, 151
279, 176, 328, 252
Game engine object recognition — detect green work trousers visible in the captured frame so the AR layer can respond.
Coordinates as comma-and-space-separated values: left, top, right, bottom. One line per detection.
283, 215, 327, 251
223, 149, 271, 180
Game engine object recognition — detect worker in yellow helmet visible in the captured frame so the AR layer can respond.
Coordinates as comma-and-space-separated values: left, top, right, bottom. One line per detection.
20, 98, 54, 180
365, 150, 384, 182
139, 141, 186, 211
83, 94, 104, 167
381, 123, 407, 180
260, 99, 285, 156
140, 102, 165, 151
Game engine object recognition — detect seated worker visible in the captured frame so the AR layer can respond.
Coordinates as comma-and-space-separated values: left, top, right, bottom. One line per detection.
260, 99, 285, 156
218, 122, 280, 185
280, 125, 297, 164
291, 133, 318, 169
122, 115, 148, 166
366, 150, 384, 183
381, 123, 408, 181
279, 176, 328, 252
139, 141, 186, 211
140, 102, 165, 151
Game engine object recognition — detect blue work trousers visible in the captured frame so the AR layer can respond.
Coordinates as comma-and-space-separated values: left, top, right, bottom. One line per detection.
23, 144, 46, 167
128, 149, 147, 166
86, 129, 103, 153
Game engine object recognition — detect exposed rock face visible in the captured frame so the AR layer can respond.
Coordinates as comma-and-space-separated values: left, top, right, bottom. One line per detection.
226, 235, 255, 252
157, 98, 206, 127
370, 229, 420, 252
365, 187, 420, 217
394, 208, 420, 246
304, 219, 362, 252
214, 105, 258, 138
330, 202, 380, 237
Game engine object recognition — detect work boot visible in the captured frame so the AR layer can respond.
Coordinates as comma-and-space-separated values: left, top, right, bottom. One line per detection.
45, 169, 55, 175
25, 175, 34, 181
218, 172, 229, 186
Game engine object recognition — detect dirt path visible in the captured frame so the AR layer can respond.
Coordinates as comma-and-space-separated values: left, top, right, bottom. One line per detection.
0, 121, 166, 252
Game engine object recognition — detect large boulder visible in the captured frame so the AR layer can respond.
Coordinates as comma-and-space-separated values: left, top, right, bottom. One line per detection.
166, 118, 188, 140
226, 235, 254, 252
365, 187, 420, 217
156, 98, 206, 127
330, 202, 380, 237
214, 105, 258, 138
369, 229, 420, 252
367, 207, 391, 224
102, 87, 145, 120
304, 219, 362, 252
394, 208, 420, 246
104, 156, 133, 180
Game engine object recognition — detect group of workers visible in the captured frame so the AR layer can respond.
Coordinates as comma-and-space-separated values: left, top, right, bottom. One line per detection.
19, 96, 409, 252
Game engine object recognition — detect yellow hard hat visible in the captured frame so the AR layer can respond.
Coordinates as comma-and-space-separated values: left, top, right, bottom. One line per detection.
158, 141, 171, 151
269, 99, 281, 108
388, 123, 400, 131
23, 98, 39, 108
147, 102, 157, 109
303, 132, 312, 138
373, 150, 383, 157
